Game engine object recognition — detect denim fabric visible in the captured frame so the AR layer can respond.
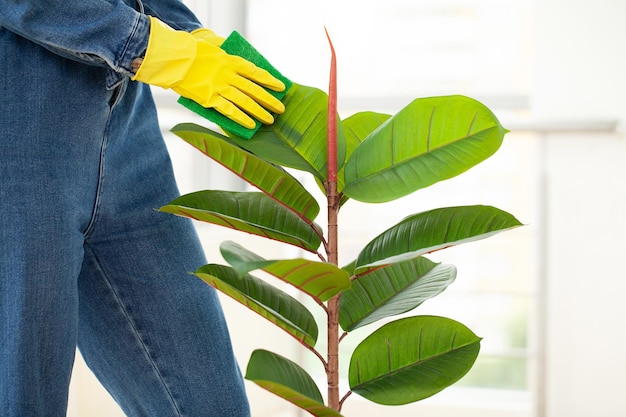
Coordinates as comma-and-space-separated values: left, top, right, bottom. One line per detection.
0, 17, 249, 417
0, 0, 203, 89
142, 1, 203, 32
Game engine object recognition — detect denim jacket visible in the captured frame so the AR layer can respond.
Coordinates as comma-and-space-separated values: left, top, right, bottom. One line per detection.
0, 0, 202, 88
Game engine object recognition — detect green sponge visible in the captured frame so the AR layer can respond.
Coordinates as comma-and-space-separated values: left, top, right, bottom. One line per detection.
177, 31, 292, 140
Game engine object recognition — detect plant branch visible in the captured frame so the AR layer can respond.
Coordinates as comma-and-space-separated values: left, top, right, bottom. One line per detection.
306, 344, 328, 369
315, 226, 329, 253
339, 391, 352, 411
321, 239, 330, 260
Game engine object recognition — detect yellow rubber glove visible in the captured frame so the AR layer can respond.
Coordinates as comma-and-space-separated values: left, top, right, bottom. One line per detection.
133, 17, 285, 129
190, 28, 225, 46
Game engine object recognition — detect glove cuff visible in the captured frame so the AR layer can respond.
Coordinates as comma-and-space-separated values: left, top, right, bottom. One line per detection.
132, 16, 197, 88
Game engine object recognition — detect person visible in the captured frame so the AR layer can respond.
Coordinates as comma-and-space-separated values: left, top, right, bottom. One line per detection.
0, 1, 285, 416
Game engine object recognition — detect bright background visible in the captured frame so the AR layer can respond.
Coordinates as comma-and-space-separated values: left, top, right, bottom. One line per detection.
68, 1, 626, 416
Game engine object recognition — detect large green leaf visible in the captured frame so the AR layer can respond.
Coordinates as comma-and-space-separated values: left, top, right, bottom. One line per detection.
339, 257, 456, 332
349, 316, 481, 404
195, 264, 318, 347
343, 111, 392, 153
171, 123, 320, 222
220, 241, 350, 303
354, 205, 522, 273
334, 111, 391, 203
343, 95, 508, 203
246, 349, 344, 417
160, 191, 322, 253
224, 84, 346, 182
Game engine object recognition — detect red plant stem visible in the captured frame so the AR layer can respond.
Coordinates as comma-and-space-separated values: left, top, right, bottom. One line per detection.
324, 27, 341, 412
325, 27, 338, 184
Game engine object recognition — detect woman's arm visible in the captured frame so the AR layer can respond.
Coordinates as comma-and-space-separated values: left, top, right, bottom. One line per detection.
141, 0, 203, 32
0, 0, 155, 77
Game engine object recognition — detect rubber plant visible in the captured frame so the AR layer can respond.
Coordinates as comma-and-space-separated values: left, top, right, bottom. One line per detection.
161, 33, 522, 416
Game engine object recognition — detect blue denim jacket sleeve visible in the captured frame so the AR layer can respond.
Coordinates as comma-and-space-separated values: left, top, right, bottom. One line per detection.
142, 0, 203, 32
0, 0, 202, 89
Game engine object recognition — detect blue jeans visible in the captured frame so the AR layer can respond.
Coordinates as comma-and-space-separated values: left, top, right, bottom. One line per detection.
0, 28, 249, 416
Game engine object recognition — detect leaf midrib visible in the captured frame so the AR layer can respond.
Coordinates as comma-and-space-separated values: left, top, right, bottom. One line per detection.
351, 336, 479, 389
348, 124, 502, 185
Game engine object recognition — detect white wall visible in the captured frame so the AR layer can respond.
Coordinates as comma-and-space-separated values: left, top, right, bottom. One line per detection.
544, 135, 626, 417
534, 1, 626, 416
533, 0, 626, 126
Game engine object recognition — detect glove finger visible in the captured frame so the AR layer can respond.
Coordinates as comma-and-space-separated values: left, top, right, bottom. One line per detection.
232, 56, 286, 92
231, 75, 285, 114
211, 95, 257, 129
220, 86, 275, 125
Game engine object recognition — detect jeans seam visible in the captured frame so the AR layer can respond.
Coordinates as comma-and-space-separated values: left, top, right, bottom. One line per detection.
82, 119, 107, 238
84, 243, 183, 416
83, 81, 125, 238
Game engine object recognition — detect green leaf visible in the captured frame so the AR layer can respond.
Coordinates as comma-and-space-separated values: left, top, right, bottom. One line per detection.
336, 111, 391, 202
339, 257, 456, 332
224, 84, 346, 182
160, 191, 322, 253
349, 316, 481, 405
312, 112, 389, 204
171, 123, 320, 222
220, 240, 276, 275
342, 111, 392, 160
343, 95, 508, 203
220, 241, 350, 303
355, 205, 522, 273
195, 264, 318, 347
246, 350, 344, 417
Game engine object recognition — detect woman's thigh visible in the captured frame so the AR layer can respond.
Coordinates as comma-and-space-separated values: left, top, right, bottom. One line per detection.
0, 28, 114, 415
75, 81, 250, 416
